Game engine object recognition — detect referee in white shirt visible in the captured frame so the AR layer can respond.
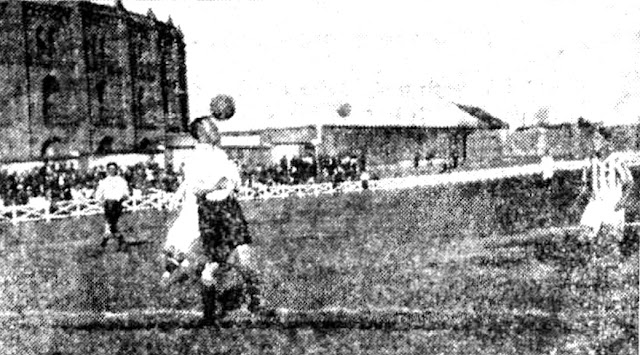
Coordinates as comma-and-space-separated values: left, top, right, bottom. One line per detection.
95, 162, 130, 250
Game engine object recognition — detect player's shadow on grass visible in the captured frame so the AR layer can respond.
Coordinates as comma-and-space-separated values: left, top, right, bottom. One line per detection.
71, 239, 158, 311
457, 312, 569, 353
529, 229, 638, 265
71, 243, 111, 312
464, 253, 529, 268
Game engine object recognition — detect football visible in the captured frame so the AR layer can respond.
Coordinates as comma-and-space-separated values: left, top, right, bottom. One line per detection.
337, 102, 351, 118
210, 94, 236, 120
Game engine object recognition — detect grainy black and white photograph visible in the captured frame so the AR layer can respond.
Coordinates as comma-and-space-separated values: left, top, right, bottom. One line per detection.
0, 0, 638, 354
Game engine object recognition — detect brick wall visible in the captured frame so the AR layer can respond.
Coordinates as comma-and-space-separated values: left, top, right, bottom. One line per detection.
0, 1, 188, 162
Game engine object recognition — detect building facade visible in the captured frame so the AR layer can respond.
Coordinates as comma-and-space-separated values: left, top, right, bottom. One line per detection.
0, 0, 188, 162
465, 123, 639, 169
221, 124, 473, 170
222, 122, 640, 175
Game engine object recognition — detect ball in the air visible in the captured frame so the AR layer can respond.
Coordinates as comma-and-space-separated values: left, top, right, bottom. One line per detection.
210, 95, 236, 120
337, 103, 351, 118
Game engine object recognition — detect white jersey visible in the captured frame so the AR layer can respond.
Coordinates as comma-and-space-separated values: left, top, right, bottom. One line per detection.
95, 175, 129, 201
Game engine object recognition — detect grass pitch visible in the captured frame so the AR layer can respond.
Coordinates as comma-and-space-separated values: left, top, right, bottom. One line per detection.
0, 173, 637, 354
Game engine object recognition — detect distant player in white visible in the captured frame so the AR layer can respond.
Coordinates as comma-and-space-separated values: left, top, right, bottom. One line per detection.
95, 162, 129, 251
581, 153, 633, 235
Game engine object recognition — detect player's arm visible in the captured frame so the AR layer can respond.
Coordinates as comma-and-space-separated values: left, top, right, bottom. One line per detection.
173, 178, 188, 198
193, 158, 238, 197
198, 163, 241, 200
195, 177, 229, 194
119, 179, 130, 202
193, 177, 233, 202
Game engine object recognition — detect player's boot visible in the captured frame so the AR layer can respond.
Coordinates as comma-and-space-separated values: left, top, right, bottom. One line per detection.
245, 270, 264, 314
116, 233, 127, 252
200, 284, 221, 327
160, 252, 193, 287
100, 223, 111, 247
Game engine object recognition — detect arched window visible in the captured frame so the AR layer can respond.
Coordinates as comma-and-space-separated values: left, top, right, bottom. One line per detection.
46, 28, 56, 58
35, 26, 56, 61
136, 87, 145, 125
96, 80, 107, 122
97, 35, 106, 59
138, 137, 152, 152
89, 33, 97, 68
96, 136, 114, 155
41, 137, 62, 158
42, 75, 60, 125
96, 80, 106, 104
35, 26, 46, 58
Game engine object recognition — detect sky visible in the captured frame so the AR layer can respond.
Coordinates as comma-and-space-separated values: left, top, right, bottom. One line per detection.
100, 0, 639, 130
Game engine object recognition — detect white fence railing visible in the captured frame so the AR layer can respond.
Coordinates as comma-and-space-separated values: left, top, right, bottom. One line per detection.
0, 159, 598, 225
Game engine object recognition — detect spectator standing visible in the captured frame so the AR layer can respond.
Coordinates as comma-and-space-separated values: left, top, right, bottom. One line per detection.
279, 155, 288, 173
360, 169, 371, 190
333, 166, 345, 189
541, 150, 555, 181
95, 162, 130, 251
15, 184, 29, 205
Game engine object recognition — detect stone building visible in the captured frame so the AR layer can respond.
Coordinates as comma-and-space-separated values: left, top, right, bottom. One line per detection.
0, 0, 188, 162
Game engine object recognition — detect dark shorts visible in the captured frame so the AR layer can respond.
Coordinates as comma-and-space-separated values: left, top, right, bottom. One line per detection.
198, 195, 252, 263
104, 199, 123, 233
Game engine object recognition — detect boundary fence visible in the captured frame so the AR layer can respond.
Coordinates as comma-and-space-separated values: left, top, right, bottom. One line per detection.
0, 158, 615, 225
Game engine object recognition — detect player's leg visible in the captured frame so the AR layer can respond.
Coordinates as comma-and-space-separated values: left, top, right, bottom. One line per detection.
229, 244, 264, 313
100, 201, 114, 247
244, 266, 264, 313
199, 257, 222, 324
100, 222, 110, 247
112, 201, 127, 251
225, 197, 263, 313
200, 282, 221, 326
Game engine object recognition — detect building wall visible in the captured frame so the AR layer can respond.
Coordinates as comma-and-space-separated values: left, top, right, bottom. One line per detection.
506, 128, 543, 157
261, 126, 317, 145
502, 125, 637, 161
608, 125, 637, 152
225, 147, 272, 168
0, 2, 30, 160
466, 130, 504, 164
80, 2, 133, 151
319, 126, 456, 166
25, 2, 91, 159
223, 123, 640, 172
0, 1, 188, 163
223, 125, 466, 169
544, 126, 575, 158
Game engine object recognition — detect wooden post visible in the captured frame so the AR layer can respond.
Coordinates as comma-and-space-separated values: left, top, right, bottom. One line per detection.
11, 206, 18, 225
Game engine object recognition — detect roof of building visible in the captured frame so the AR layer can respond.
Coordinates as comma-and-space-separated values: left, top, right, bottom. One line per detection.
9, 0, 181, 33
455, 104, 510, 129
216, 93, 492, 132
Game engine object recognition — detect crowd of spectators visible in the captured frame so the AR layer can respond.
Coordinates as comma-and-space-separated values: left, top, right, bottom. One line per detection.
240, 154, 366, 188
0, 160, 183, 207
0, 153, 372, 208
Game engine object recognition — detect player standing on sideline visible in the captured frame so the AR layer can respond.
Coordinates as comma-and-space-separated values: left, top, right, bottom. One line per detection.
360, 168, 370, 190
95, 162, 130, 251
